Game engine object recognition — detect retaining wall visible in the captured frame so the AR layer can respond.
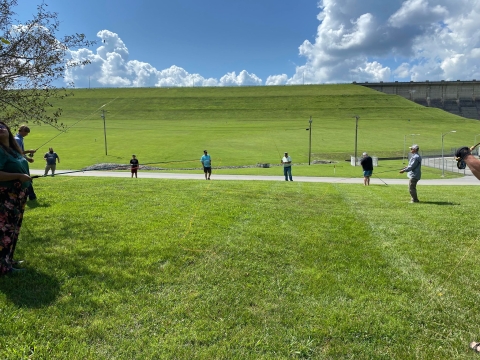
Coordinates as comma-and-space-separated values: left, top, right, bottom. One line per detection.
357, 80, 480, 120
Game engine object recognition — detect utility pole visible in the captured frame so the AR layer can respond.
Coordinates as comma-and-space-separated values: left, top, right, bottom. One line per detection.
306, 116, 312, 165
101, 109, 107, 155
354, 115, 360, 166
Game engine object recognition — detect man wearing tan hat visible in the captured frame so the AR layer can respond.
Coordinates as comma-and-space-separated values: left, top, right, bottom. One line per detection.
400, 144, 422, 203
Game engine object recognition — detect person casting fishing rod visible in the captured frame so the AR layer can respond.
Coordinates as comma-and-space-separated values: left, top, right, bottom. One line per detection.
455, 143, 480, 180
15, 125, 37, 201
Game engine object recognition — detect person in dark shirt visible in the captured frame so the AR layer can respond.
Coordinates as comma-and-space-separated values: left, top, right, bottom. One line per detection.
360, 152, 373, 186
43, 147, 60, 176
130, 155, 139, 178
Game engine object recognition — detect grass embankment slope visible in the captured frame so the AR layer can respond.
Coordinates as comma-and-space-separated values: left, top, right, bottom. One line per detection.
1, 178, 480, 359
26, 85, 479, 178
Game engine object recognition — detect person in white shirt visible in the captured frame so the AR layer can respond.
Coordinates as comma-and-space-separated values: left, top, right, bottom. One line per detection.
281, 152, 293, 181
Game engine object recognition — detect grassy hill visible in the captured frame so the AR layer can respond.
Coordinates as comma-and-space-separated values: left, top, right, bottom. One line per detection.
24, 85, 479, 172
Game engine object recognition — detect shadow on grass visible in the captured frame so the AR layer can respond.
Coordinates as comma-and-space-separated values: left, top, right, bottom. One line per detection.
25, 199, 51, 209
420, 201, 458, 206
0, 268, 60, 308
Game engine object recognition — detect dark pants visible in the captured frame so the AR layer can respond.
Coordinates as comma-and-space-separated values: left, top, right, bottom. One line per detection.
27, 183, 36, 200
0, 185, 27, 274
284, 166, 292, 181
409, 178, 419, 202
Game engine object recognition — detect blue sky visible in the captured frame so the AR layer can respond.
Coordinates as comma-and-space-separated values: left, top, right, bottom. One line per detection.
14, 0, 480, 87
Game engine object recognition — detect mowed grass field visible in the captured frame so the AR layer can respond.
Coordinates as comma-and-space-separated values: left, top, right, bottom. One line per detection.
1, 178, 480, 359
24, 85, 480, 177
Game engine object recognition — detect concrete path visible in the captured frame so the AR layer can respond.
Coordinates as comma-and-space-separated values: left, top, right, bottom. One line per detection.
30, 169, 480, 186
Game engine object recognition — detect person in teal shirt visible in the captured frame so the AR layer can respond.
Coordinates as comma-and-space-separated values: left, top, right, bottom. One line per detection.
0, 121, 32, 275
201, 150, 212, 180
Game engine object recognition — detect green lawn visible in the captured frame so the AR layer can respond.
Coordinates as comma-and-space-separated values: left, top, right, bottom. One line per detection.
23, 85, 480, 173
1, 177, 479, 359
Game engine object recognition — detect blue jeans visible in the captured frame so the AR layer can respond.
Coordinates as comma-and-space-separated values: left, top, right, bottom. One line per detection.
283, 166, 292, 181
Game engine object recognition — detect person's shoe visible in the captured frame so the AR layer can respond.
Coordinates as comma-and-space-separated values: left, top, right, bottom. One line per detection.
12, 260, 24, 266
28, 197, 37, 201
410, 200, 420, 203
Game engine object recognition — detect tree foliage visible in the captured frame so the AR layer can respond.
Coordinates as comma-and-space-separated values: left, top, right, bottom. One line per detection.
0, 0, 94, 128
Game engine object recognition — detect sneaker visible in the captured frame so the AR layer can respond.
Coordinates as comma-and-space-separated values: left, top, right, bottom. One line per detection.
410, 200, 420, 203
12, 260, 24, 266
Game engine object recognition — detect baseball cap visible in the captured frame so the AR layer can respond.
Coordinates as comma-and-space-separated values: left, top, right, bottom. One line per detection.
362, 152, 367, 156
409, 144, 419, 150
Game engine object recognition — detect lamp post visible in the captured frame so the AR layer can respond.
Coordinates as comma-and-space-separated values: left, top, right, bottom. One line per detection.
441, 130, 456, 177
306, 116, 312, 165
101, 109, 107, 156
354, 115, 360, 166
403, 134, 420, 164
475, 134, 480, 155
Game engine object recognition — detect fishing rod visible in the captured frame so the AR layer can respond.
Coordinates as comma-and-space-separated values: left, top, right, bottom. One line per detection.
31, 163, 131, 179
30, 159, 200, 179
374, 168, 404, 175
140, 159, 198, 166
33, 97, 119, 153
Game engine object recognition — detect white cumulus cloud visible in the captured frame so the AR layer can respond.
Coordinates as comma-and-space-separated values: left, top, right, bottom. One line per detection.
268, 0, 480, 84
66, 30, 261, 88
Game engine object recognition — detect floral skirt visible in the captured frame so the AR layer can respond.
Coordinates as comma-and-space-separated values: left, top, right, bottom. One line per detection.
0, 184, 27, 275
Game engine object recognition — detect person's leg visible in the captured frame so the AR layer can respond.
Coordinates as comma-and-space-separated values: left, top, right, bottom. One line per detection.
27, 183, 36, 200
51, 164, 56, 176
283, 167, 288, 181
287, 167, 292, 181
409, 178, 419, 202
204, 168, 208, 180
207, 168, 211, 180
135, 169, 137, 178
363, 176, 367, 186
367, 176, 370, 186
9, 188, 27, 263
44, 165, 49, 176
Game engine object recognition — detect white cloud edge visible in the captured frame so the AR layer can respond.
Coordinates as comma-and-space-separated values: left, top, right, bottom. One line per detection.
66, 1, 480, 88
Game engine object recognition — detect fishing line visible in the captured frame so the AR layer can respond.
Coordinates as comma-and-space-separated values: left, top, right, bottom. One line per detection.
30, 163, 130, 179
34, 97, 119, 152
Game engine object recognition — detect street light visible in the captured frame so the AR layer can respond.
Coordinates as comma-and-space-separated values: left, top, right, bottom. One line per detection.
353, 115, 360, 166
306, 116, 312, 165
441, 130, 456, 177
101, 109, 107, 156
475, 134, 480, 155
403, 134, 420, 164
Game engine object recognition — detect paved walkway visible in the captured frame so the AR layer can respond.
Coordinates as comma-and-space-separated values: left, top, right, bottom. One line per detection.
30, 169, 480, 186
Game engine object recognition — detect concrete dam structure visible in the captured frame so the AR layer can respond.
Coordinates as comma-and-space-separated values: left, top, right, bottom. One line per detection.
357, 80, 480, 120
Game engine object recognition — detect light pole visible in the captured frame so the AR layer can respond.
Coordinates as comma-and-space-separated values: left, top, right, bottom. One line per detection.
353, 115, 360, 166
306, 116, 312, 165
403, 134, 420, 164
475, 134, 480, 155
101, 109, 107, 156
441, 130, 456, 177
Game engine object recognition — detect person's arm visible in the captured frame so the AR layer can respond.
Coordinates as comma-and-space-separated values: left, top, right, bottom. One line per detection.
400, 156, 419, 173
464, 155, 480, 180
57, 154, 60, 163
0, 171, 31, 183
